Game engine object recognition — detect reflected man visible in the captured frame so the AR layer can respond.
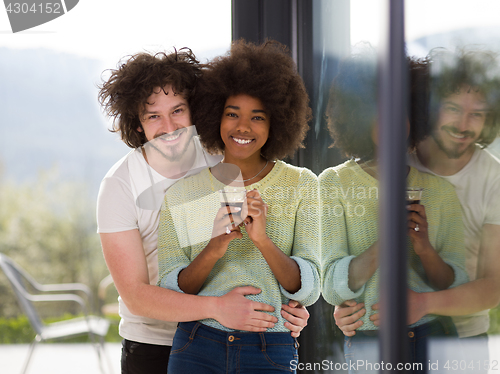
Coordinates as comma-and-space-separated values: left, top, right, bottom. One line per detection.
408, 49, 500, 370
320, 52, 468, 373
335, 49, 500, 373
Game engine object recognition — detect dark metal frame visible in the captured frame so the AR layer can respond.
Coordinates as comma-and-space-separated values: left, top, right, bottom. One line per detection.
377, 0, 408, 370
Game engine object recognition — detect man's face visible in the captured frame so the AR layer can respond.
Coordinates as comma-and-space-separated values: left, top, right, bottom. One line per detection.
138, 85, 194, 162
432, 86, 490, 159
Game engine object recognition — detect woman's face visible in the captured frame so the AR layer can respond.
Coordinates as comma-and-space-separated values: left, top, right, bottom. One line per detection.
220, 94, 270, 162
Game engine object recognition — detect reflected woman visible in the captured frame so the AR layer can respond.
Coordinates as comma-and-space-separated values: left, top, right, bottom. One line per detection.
157, 40, 321, 373
320, 52, 468, 373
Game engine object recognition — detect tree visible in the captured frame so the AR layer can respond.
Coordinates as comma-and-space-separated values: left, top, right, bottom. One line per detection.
0, 167, 108, 318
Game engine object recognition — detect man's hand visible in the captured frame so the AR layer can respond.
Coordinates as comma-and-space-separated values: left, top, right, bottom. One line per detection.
281, 300, 309, 338
215, 286, 277, 332
369, 302, 380, 326
333, 300, 365, 336
407, 289, 427, 325
369, 290, 427, 327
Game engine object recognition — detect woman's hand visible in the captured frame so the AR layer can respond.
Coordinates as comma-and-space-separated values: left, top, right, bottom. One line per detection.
209, 205, 243, 259
407, 203, 432, 255
241, 189, 269, 246
177, 205, 243, 294
407, 203, 454, 289
240, 189, 301, 293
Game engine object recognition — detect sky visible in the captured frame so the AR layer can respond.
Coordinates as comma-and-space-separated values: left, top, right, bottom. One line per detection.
1, 0, 500, 66
0, 0, 233, 189
351, 0, 500, 47
0, 0, 233, 67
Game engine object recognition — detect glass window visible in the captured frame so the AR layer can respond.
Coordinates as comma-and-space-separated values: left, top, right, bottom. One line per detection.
315, 1, 500, 372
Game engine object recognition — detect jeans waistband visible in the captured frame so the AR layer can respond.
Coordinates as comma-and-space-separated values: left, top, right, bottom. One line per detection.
177, 321, 299, 349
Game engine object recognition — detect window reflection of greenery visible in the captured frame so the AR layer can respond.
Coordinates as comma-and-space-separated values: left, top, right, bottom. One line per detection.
0, 167, 109, 328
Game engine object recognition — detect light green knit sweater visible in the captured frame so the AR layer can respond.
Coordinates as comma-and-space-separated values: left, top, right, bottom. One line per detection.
320, 159, 468, 329
158, 160, 321, 332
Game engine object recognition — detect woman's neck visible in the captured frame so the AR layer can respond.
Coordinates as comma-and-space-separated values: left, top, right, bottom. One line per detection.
359, 159, 378, 179
222, 154, 271, 185
358, 159, 410, 179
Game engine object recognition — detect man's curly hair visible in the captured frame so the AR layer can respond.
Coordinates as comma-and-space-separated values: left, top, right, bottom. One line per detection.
98, 48, 203, 148
428, 48, 500, 147
325, 52, 430, 160
191, 39, 312, 161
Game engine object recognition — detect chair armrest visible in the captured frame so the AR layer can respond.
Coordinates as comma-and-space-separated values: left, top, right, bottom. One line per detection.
34, 283, 94, 311
37, 283, 92, 298
26, 292, 89, 315
98, 275, 114, 301
39, 283, 91, 295
9, 275, 91, 315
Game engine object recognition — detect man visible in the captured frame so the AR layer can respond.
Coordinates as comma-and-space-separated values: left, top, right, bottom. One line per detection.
334, 49, 500, 371
96, 49, 308, 374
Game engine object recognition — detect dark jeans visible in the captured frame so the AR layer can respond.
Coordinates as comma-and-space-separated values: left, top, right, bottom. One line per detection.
121, 339, 172, 374
344, 317, 458, 374
168, 321, 299, 373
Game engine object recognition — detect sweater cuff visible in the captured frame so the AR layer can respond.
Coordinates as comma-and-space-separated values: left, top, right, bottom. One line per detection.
280, 256, 315, 302
158, 265, 187, 293
446, 261, 469, 289
333, 255, 365, 301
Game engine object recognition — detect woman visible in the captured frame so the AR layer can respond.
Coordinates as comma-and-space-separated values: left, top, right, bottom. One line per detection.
157, 40, 321, 373
320, 53, 468, 373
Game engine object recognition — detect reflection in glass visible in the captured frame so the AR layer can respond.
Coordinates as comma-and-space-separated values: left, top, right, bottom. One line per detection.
299, 2, 500, 371
407, 47, 500, 372
320, 50, 468, 373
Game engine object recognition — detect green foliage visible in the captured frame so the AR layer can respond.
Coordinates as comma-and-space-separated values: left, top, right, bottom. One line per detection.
0, 314, 121, 344
0, 167, 110, 318
0, 315, 35, 344
488, 305, 500, 335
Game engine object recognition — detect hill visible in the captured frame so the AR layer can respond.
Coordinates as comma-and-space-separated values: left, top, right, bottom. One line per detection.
0, 48, 132, 196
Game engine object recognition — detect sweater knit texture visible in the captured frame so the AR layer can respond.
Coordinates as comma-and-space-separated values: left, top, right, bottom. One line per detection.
157, 160, 321, 332
320, 159, 468, 330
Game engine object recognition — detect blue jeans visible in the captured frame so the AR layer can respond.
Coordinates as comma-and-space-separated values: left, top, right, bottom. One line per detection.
168, 322, 299, 373
344, 317, 458, 374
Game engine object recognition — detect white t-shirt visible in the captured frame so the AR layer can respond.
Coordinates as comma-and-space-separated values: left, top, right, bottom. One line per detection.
96, 136, 222, 345
409, 146, 500, 337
